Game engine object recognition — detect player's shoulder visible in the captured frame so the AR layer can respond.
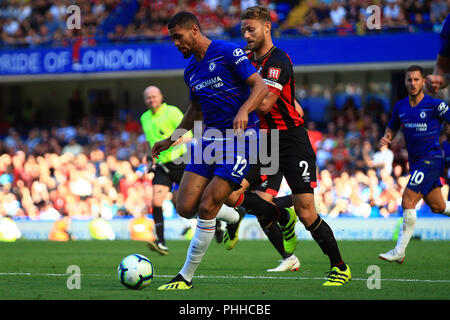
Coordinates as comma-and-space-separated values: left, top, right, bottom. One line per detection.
424, 94, 447, 108
165, 104, 183, 114
271, 46, 291, 59
214, 40, 246, 58
270, 47, 292, 62
140, 109, 151, 122
394, 96, 409, 109
265, 46, 293, 69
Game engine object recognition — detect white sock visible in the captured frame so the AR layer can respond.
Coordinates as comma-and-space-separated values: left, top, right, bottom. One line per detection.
395, 209, 416, 254
215, 205, 240, 224
179, 218, 216, 282
441, 201, 450, 216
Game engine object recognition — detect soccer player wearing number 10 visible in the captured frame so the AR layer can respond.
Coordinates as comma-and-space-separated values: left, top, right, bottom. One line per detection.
379, 65, 450, 263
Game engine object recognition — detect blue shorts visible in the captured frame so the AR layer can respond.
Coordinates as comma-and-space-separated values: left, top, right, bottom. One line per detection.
407, 158, 444, 196
185, 128, 259, 189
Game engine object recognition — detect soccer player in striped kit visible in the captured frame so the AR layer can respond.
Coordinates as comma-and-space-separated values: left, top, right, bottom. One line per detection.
239, 5, 351, 286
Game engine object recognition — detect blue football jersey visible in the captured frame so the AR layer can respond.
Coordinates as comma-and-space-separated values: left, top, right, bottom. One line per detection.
388, 95, 450, 163
439, 14, 450, 58
184, 40, 259, 131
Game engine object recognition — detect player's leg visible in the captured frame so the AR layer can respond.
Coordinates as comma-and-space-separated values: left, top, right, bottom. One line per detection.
273, 194, 293, 208
159, 176, 234, 290
256, 190, 300, 272
379, 187, 422, 263
281, 126, 350, 285
255, 173, 298, 255
146, 164, 173, 255
423, 186, 450, 216
175, 171, 211, 218
157, 170, 211, 290
222, 174, 293, 251
222, 181, 248, 250
379, 159, 443, 263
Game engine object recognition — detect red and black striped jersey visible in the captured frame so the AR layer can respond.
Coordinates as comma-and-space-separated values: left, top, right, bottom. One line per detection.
248, 46, 304, 130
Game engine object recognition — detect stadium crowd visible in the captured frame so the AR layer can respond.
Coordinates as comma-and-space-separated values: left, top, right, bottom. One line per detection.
1, 94, 448, 221
1, 0, 448, 48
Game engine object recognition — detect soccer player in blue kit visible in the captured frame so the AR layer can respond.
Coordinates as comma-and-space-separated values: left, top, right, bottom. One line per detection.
152, 11, 268, 290
379, 65, 450, 263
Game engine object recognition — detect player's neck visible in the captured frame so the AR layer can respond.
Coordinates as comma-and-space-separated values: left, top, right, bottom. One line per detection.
408, 92, 425, 107
254, 39, 274, 60
151, 104, 162, 114
193, 36, 212, 61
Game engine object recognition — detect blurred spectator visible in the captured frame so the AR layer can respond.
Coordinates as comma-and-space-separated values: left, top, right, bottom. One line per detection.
329, 0, 347, 26
363, 142, 394, 176
429, 0, 448, 23
332, 135, 351, 173
62, 138, 83, 156
2, 0, 448, 48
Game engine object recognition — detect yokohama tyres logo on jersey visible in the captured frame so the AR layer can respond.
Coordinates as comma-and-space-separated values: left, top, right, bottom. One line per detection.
267, 67, 281, 80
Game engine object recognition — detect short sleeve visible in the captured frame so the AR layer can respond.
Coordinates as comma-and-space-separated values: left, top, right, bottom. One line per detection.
434, 99, 450, 122
261, 51, 293, 96
223, 43, 257, 83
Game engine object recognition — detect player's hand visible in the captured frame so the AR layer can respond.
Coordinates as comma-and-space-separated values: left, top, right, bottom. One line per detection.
152, 138, 172, 159
233, 110, 248, 135
379, 136, 391, 148
425, 74, 446, 94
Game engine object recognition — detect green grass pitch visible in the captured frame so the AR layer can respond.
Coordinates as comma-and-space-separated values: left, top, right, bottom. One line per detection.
0, 239, 448, 300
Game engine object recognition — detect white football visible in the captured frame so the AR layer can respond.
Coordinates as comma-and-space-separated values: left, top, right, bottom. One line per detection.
118, 254, 153, 289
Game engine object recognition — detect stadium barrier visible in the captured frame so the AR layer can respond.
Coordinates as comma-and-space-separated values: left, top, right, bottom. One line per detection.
11, 216, 450, 241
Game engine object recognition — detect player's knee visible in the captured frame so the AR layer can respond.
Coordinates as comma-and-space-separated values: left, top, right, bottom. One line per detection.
429, 203, 445, 214
401, 198, 415, 210
198, 197, 221, 220
225, 191, 240, 207
175, 201, 196, 219
293, 200, 316, 225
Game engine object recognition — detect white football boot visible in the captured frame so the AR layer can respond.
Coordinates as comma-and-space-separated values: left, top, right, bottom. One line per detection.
267, 255, 300, 272
378, 248, 405, 264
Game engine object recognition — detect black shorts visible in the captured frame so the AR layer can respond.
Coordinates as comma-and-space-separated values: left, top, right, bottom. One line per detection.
255, 171, 283, 196
244, 164, 283, 196
272, 125, 317, 194
152, 161, 186, 188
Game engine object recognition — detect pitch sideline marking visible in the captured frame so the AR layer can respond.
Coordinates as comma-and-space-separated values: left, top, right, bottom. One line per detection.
0, 272, 449, 283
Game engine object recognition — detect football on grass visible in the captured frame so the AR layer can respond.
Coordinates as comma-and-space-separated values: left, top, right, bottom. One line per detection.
118, 254, 153, 289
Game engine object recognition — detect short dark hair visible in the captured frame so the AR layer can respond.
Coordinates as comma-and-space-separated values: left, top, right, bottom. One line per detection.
168, 11, 200, 30
241, 5, 271, 22
406, 65, 425, 77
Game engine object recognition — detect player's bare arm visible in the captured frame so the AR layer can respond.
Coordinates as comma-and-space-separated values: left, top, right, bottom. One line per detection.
257, 90, 279, 115
233, 72, 268, 131
152, 100, 202, 158
294, 99, 304, 117
426, 55, 450, 93
380, 127, 397, 147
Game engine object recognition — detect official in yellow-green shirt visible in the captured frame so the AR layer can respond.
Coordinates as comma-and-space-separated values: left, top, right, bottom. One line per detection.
140, 86, 191, 255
